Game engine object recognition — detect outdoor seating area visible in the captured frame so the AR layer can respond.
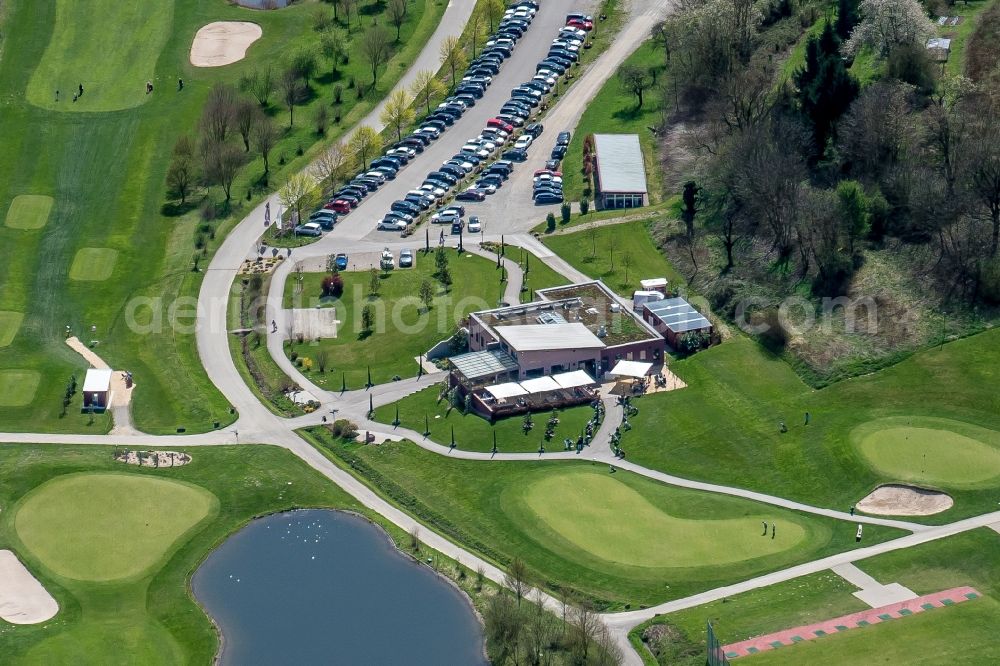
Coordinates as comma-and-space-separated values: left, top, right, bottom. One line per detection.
468, 369, 599, 419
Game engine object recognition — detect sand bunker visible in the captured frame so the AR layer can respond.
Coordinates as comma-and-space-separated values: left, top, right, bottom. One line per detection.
190, 22, 262, 68
115, 450, 191, 467
0, 550, 58, 624
857, 484, 954, 516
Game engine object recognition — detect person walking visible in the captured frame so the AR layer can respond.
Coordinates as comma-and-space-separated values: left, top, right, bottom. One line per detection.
78, 83, 83, 97
178, 78, 184, 91
762, 521, 768, 536
772, 524, 776, 539
850, 505, 855, 516
55, 89, 60, 102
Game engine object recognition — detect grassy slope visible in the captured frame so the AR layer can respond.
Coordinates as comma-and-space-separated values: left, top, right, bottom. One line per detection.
283, 251, 499, 387
0, 444, 362, 664
542, 220, 686, 296
559, 41, 666, 205
635, 529, 1000, 665
621, 330, 1000, 524
372, 385, 597, 453
0, 0, 444, 434
306, 428, 905, 610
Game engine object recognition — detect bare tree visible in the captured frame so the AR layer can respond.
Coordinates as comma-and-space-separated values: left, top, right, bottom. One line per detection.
439, 36, 467, 87
252, 115, 279, 174
234, 99, 259, 152
504, 557, 531, 607
361, 26, 392, 86
467, 8, 485, 59
200, 83, 238, 143
410, 69, 446, 114
483, 592, 523, 666
313, 141, 348, 192
387, 0, 407, 41
201, 140, 246, 202
571, 603, 603, 663
240, 66, 274, 108
166, 135, 196, 204
320, 26, 349, 77
279, 68, 306, 127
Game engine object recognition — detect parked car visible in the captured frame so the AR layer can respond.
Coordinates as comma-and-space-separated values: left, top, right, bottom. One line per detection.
514, 135, 533, 150
334, 253, 349, 271
294, 222, 323, 237
391, 200, 421, 215
451, 219, 465, 234
326, 199, 352, 214
550, 144, 568, 160
456, 188, 487, 201
377, 217, 407, 231
467, 216, 482, 233
380, 248, 395, 270
309, 210, 338, 230
399, 249, 414, 268
503, 148, 528, 162
534, 191, 564, 204
488, 117, 515, 132
474, 180, 498, 194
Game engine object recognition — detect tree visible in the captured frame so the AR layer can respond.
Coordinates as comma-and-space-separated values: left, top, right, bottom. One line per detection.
201, 140, 246, 202
347, 125, 382, 171
291, 50, 318, 88
570, 603, 602, 663
380, 89, 415, 143
434, 246, 449, 273
361, 304, 375, 332
240, 66, 274, 107
795, 22, 859, 157
368, 267, 380, 297
279, 68, 305, 127
439, 36, 467, 87
546, 212, 556, 232
618, 64, 651, 107
410, 70, 446, 115
835, 180, 871, 255
234, 99, 260, 152
252, 116, 279, 174
560, 202, 571, 224
483, 592, 523, 666
835, 0, 861, 42
279, 173, 317, 225
968, 117, 1000, 256
387, 0, 407, 41
314, 141, 348, 192
467, 8, 485, 59
419, 279, 435, 310
322, 273, 344, 297
844, 0, 936, 57
504, 557, 531, 607
320, 27, 349, 77
438, 265, 453, 292
622, 250, 634, 284
315, 348, 330, 373
166, 135, 196, 204
361, 26, 392, 86
200, 84, 238, 144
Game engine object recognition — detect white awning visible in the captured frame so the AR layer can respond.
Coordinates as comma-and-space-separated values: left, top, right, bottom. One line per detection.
485, 382, 528, 399
608, 360, 653, 378
83, 368, 113, 392
520, 376, 560, 393
552, 370, 596, 389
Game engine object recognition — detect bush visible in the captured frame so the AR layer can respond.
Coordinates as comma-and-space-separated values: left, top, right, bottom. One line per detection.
580, 197, 589, 215
333, 84, 344, 105
560, 203, 571, 224
980, 258, 1000, 305
327, 418, 359, 440
546, 212, 557, 232
322, 273, 344, 298
756, 308, 789, 352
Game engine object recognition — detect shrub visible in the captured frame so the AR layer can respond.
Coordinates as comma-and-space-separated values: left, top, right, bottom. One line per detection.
322, 273, 344, 297
580, 197, 589, 215
333, 84, 344, 105
546, 212, 556, 232
560, 203, 571, 224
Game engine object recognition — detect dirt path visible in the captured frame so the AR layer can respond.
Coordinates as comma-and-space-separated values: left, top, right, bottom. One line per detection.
65, 337, 138, 435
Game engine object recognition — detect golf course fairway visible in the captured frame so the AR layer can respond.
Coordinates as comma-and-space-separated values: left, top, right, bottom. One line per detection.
854, 417, 1000, 487
519, 470, 808, 568
15, 472, 216, 581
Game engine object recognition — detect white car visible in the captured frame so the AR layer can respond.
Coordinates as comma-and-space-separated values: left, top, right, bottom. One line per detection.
481, 128, 509, 142
363, 171, 387, 183
416, 126, 441, 139
387, 147, 416, 159
467, 217, 482, 233
420, 183, 447, 197
514, 135, 533, 150
377, 218, 407, 231
534, 174, 563, 185
473, 139, 498, 152
560, 27, 588, 39
474, 181, 498, 194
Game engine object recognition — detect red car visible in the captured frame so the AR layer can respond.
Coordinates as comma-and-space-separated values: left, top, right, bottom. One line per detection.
487, 117, 515, 133
567, 18, 593, 31
325, 199, 352, 214
533, 168, 563, 177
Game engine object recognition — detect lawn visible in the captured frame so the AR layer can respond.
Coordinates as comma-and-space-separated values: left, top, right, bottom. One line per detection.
283, 250, 500, 387
542, 220, 686, 296
0, 0, 446, 434
503, 244, 573, 301
307, 429, 906, 610
620, 330, 1000, 524
372, 385, 597, 453
14, 472, 217, 581
0, 443, 363, 664
634, 529, 1000, 665
559, 40, 666, 205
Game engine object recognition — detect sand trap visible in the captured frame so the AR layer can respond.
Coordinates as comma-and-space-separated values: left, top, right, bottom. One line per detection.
0, 550, 58, 624
857, 484, 954, 516
190, 22, 262, 67
288, 308, 340, 339
115, 450, 191, 467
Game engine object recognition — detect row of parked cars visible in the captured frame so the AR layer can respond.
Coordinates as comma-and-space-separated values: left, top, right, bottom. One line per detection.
372, 0, 543, 232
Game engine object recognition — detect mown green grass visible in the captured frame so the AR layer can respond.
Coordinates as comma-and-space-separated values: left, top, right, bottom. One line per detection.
372, 385, 596, 453
0, 311, 24, 347
67, 248, 118, 282
4, 195, 53, 230
621, 331, 1000, 524
0, 369, 40, 406
26, 1, 173, 112
308, 429, 906, 610
559, 41, 666, 205
0, 444, 364, 664
542, 220, 685, 296
284, 251, 499, 387
14, 472, 217, 581
0, 0, 445, 434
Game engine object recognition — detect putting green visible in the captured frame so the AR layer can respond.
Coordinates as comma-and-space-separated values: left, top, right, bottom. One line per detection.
15, 473, 216, 581
0, 369, 40, 406
0, 310, 24, 347
69, 247, 118, 281
4, 194, 53, 229
519, 470, 806, 568
26, 0, 173, 112
854, 417, 1000, 487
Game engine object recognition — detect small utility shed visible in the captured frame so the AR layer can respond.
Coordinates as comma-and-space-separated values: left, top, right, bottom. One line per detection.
642, 297, 712, 348
83, 368, 113, 410
592, 134, 647, 209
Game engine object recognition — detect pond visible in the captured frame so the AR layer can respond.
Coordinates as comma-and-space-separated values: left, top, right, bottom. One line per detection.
193, 510, 486, 665
234, 0, 291, 9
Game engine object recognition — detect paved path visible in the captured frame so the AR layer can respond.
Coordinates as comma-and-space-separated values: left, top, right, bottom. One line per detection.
721, 586, 981, 660
831, 562, 917, 607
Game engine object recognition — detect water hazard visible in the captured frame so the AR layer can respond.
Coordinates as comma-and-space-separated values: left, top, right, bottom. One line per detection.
193, 509, 486, 665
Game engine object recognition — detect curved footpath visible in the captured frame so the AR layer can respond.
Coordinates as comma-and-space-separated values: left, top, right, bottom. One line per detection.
4, 1, 996, 665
